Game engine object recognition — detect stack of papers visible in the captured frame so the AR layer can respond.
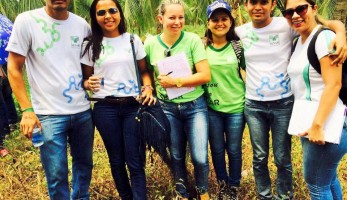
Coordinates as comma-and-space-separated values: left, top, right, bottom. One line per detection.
157, 53, 195, 99
288, 99, 346, 144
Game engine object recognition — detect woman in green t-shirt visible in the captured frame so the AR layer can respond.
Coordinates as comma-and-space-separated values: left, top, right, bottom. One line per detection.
144, 0, 211, 199
204, 1, 246, 199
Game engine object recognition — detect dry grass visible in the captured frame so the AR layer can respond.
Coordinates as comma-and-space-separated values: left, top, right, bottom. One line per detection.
0, 127, 346, 200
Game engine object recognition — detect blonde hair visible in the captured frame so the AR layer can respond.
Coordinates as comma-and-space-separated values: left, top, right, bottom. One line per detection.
157, 0, 185, 16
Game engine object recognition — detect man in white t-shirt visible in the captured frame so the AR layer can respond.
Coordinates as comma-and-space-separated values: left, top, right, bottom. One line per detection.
235, 0, 346, 199
6, 0, 94, 199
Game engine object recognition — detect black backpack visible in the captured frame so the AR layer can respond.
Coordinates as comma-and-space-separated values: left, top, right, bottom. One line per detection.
292, 26, 347, 105
230, 40, 246, 82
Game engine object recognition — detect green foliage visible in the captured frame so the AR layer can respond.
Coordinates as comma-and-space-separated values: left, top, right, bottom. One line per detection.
0, 0, 344, 35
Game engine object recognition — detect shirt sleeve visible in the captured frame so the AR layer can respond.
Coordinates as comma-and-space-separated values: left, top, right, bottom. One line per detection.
190, 33, 207, 64
6, 12, 31, 56
134, 34, 146, 60
80, 40, 94, 67
143, 36, 154, 71
315, 29, 335, 60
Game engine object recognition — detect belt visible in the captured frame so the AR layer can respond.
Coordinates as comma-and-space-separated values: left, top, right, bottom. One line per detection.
87, 96, 138, 105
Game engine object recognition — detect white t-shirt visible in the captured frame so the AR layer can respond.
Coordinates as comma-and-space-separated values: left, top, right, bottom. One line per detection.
6, 8, 91, 115
236, 17, 296, 101
81, 33, 146, 98
287, 25, 343, 106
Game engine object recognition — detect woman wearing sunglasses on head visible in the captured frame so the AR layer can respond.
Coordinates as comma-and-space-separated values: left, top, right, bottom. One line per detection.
81, 0, 155, 199
144, 0, 211, 199
283, 0, 347, 199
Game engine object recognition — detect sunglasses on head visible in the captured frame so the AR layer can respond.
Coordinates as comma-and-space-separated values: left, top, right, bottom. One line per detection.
282, 4, 312, 19
164, 49, 171, 57
96, 8, 118, 16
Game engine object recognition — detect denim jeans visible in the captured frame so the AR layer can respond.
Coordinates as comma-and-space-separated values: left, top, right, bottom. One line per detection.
38, 109, 94, 200
0, 77, 8, 146
0, 77, 14, 146
159, 95, 209, 198
301, 117, 347, 200
244, 96, 294, 200
93, 101, 147, 200
2, 65, 17, 124
208, 109, 245, 187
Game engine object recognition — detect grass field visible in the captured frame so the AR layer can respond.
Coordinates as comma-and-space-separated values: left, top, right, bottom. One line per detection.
0, 124, 346, 199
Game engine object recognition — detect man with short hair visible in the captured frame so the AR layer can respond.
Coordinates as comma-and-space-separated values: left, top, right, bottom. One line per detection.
6, 0, 94, 199
235, 0, 346, 199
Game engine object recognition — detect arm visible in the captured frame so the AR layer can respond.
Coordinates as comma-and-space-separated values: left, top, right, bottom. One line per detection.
157, 59, 211, 88
81, 64, 96, 91
318, 16, 347, 64
138, 58, 156, 105
7, 52, 39, 138
302, 55, 342, 145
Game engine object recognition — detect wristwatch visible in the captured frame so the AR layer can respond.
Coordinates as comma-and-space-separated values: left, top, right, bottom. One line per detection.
176, 78, 183, 87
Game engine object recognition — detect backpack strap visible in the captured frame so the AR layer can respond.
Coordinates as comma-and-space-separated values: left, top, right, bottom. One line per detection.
306, 26, 347, 105
230, 40, 245, 81
307, 26, 332, 74
291, 35, 299, 55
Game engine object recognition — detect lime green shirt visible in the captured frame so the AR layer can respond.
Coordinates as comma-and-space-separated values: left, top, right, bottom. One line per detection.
144, 31, 207, 103
205, 43, 245, 113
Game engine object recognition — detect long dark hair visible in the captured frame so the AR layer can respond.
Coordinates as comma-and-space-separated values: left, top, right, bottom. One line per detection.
205, 10, 240, 47
82, 0, 127, 62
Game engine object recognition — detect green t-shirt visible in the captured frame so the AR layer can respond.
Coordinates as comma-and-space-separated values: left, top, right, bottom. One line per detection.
205, 43, 245, 113
144, 31, 207, 103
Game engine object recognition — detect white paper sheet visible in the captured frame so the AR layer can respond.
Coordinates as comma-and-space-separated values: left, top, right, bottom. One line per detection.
157, 53, 195, 99
288, 99, 346, 144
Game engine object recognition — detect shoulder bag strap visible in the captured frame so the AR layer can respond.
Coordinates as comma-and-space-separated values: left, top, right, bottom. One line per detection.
130, 34, 143, 96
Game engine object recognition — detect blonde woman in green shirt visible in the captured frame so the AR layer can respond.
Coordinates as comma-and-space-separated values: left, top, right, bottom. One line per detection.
204, 1, 245, 199
144, 0, 211, 199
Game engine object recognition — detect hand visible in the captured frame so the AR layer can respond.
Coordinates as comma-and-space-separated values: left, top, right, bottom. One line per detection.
299, 126, 325, 145
20, 112, 41, 139
87, 75, 102, 92
140, 87, 156, 106
157, 74, 176, 88
329, 34, 347, 65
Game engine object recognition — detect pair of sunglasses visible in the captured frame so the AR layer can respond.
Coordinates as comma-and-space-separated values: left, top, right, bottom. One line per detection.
164, 49, 171, 57
96, 8, 118, 16
282, 4, 312, 19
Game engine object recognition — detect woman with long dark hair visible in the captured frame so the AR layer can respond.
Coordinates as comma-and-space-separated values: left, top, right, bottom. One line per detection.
284, 0, 347, 198
81, 0, 155, 199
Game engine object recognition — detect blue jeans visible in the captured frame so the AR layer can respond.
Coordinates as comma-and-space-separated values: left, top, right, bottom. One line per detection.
0, 77, 13, 146
93, 101, 147, 200
208, 109, 245, 187
301, 117, 347, 200
2, 65, 17, 124
244, 96, 294, 200
38, 109, 94, 200
159, 95, 209, 198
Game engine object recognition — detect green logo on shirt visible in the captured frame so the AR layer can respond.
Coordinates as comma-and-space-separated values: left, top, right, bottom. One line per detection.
70, 36, 80, 48
243, 26, 259, 50
269, 34, 280, 46
95, 41, 115, 68
30, 12, 61, 56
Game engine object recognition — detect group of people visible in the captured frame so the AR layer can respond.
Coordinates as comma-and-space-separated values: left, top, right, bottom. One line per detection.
3, 0, 347, 200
